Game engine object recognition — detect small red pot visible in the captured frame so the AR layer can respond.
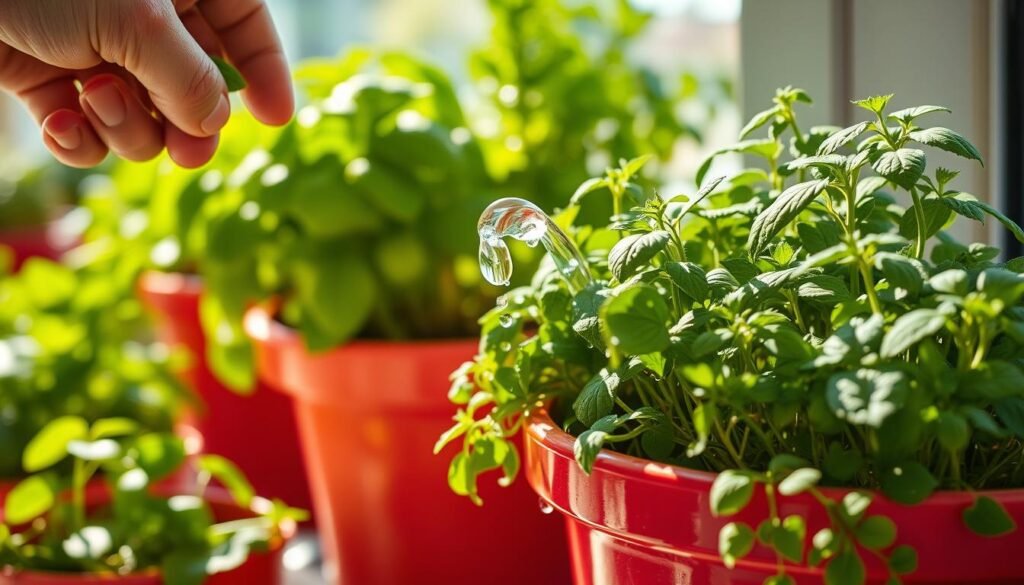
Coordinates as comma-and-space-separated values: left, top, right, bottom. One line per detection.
0, 489, 295, 585
0, 222, 68, 271
136, 272, 313, 515
244, 306, 571, 585
525, 410, 1024, 585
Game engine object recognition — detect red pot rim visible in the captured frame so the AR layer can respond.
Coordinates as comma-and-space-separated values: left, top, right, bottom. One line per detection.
243, 304, 479, 411
526, 409, 1024, 506
1, 487, 295, 583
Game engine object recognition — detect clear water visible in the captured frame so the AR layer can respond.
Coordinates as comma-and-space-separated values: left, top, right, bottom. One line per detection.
477, 198, 593, 294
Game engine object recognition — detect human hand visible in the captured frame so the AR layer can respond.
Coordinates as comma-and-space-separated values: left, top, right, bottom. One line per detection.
0, 0, 293, 168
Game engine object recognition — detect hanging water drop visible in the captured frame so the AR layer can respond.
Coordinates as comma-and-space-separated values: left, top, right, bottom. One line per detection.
538, 498, 555, 515
499, 313, 515, 328
496, 294, 509, 309
499, 341, 512, 352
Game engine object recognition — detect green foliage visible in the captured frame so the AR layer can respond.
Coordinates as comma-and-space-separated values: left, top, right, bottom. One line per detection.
0, 258, 183, 479
0, 162, 87, 229
445, 91, 1024, 582
0, 423, 303, 581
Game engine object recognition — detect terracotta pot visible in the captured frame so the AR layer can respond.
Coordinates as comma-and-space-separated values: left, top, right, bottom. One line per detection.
524, 410, 1024, 585
136, 272, 313, 514
0, 489, 295, 585
243, 305, 571, 585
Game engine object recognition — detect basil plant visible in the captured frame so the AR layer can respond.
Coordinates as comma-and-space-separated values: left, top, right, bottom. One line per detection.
441, 88, 1024, 585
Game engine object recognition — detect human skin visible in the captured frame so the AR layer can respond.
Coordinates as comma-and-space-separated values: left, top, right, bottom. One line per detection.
0, 0, 294, 168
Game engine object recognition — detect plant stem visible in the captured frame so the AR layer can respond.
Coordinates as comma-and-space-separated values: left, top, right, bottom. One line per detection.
859, 261, 883, 314
909, 187, 927, 259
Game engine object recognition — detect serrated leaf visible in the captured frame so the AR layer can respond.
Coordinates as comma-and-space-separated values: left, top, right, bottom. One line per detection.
573, 369, 620, 426
571, 177, 609, 205
852, 94, 893, 114
818, 122, 869, 155
872, 148, 926, 190
940, 193, 1024, 243
601, 284, 670, 355
908, 127, 983, 164
748, 179, 830, 259
608, 231, 671, 281
888, 105, 950, 123
666, 262, 708, 303
740, 107, 779, 139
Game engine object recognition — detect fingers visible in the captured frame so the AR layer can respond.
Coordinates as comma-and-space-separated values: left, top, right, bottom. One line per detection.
199, 0, 293, 126
41, 109, 108, 168
79, 74, 163, 162
103, 0, 229, 138
165, 122, 219, 169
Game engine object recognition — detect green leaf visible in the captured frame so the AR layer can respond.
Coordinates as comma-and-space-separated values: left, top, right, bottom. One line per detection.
940, 194, 1024, 243
825, 549, 866, 585
772, 515, 806, 563
719, 522, 755, 568
90, 418, 140, 440
880, 309, 948, 358
666, 262, 708, 303
826, 369, 907, 427
855, 515, 896, 550
963, 496, 1016, 537
959, 361, 1024, 400
198, 454, 255, 507
935, 411, 970, 451
876, 253, 925, 296
67, 439, 121, 462
888, 105, 950, 123
135, 433, 186, 482
710, 470, 755, 516
817, 122, 869, 155
293, 251, 377, 346
570, 177, 609, 205
748, 179, 830, 259
739, 107, 779, 139
841, 492, 873, 524
574, 426, 609, 474
601, 284, 670, 355
888, 544, 918, 574
880, 462, 938, 505
908, 127, 983, 164
23, 415, 88, 472
823, 443, 862, 481
573, 369, 620, 426
5, 475, 54, 525
778, 468, 821, 496
852, 94, 893, 114
994, 397, 1024, 438
210, 55, 247, 92
872, 148, 926, 190
929, 268, 969, 295
672, 175, 726, 219
898, 198, 952, 242
608, 231, 671, 281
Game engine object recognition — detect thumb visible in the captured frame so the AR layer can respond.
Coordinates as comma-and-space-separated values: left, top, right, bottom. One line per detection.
106, 1, 229, 137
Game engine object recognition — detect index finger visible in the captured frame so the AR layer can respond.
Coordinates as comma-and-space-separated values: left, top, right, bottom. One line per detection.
198, 0, 293, 126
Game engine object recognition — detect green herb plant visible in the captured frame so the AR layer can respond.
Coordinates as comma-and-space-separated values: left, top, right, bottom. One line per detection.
0, 258, 184, 479
0, 419, 304, 584
441, 88, 1024, 584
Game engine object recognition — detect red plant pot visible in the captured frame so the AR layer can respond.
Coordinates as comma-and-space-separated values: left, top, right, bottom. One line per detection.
0, 489, 295, 585
525, 410, 1024, 585
243, 306, 572, 585
0, 221, 69, 271
137, 272, 313, 515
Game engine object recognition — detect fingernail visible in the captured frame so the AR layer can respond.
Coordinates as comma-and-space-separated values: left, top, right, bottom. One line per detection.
46, 115, 82, 150
201, 94, 229, 135
83, 79, 126, 127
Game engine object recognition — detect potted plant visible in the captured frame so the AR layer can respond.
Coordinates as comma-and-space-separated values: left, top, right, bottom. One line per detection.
445, 88, 1024, 584
78, 111, 315, 515
0, 162, 88, 271
0, 258, 184, 494
0, 418, 302, 585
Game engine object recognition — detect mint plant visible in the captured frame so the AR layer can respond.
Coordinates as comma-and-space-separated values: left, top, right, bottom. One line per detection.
0, 419, 303, 584
441, 88, 1024, 584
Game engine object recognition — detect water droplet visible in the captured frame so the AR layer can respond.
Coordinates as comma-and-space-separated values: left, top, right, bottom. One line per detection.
610, 336, 621, 347
499, 342, 512, 352
538, 499, 555, 515
496, 295, 509, 309
499, 313, 514, 328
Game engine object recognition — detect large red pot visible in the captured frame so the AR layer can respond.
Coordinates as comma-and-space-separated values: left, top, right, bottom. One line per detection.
525, 410, 1024, 585
137, 272, 312, 514
243, 306, 571, 585
0, 489, 295, 585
